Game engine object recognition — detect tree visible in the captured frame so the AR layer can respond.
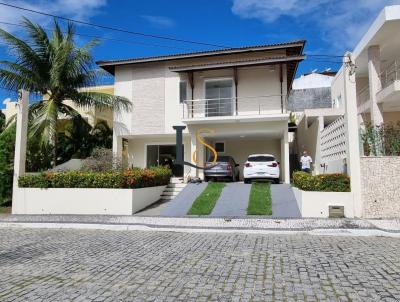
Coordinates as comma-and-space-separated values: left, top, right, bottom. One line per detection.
0, 125, 15, 205
0, 18, 130, 166
0, 111, 5, 132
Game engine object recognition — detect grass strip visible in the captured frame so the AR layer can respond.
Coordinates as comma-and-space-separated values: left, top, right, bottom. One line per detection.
187, 182, 225, 215
247, 182, 272, 215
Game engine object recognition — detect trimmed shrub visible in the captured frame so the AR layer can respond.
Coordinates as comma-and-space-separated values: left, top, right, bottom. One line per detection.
19, 166, 172, 189
293, 171, 350, 192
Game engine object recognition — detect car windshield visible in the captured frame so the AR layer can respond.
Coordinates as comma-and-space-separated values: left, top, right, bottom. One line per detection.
248, 155, 275, 162
208, 156, 230, 162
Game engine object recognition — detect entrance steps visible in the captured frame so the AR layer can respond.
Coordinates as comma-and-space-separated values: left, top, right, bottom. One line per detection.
160, 178, 186, 201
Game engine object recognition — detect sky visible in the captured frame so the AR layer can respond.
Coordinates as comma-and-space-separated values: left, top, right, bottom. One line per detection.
1, 0, 399, 107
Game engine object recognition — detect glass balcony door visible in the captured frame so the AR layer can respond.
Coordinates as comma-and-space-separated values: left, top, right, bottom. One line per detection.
205, 79, 234, 117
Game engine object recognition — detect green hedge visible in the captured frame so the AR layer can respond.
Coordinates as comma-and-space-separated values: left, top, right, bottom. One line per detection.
292, 171, 350, 192
19, 166, 172, 189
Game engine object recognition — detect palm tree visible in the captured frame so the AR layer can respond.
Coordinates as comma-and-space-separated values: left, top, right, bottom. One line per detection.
0, 18, 131, 166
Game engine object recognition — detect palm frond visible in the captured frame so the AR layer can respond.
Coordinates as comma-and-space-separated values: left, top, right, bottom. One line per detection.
29, 99, 59, 147
71, 91, 132, 112
0, 68, 37, 92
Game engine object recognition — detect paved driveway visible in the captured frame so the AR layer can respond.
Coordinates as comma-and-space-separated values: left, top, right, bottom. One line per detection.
0, 228, 399, 301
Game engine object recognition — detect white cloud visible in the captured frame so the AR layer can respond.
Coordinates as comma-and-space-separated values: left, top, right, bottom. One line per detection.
0, 0, 107, 33
231, 0, 400, 50
141, 15, 175, 28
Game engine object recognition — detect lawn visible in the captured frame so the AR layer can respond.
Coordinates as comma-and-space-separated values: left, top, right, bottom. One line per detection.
247, 182, 272, 215
187, 182, 225, 215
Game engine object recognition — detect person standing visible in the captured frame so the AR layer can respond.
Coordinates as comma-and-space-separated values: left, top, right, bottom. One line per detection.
300, 151, 313, 173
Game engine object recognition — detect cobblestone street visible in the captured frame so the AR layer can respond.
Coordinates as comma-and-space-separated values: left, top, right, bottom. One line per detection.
0, 228, 399, 301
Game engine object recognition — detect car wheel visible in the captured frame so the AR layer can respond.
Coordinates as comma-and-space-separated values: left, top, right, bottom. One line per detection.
273, 178, 280, 184
204, 176, 209, 182
244, 178, 250, 184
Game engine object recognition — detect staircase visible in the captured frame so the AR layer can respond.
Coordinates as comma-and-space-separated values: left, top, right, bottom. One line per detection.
160, 177, 187, 201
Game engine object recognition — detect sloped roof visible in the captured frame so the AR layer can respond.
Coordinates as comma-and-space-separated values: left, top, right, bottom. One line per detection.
97, 40, 306, 74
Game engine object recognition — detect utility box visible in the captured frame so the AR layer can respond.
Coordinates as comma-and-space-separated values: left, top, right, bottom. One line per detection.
329, 206, 345, 218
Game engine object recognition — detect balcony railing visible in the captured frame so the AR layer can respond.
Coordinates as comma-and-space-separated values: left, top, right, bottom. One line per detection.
356, 85, 370, 107
182, 95, 286, 119
380, 59, 400, 90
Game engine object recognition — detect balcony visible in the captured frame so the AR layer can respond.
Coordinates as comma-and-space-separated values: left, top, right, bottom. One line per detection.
380, 59, 400, 89
182, 95, 287, 121
357, 85, 370, 113
377, 59, 400, 106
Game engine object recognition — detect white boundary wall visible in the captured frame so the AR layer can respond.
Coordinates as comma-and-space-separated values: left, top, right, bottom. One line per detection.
292, 187, 355, 218
12, 186, 166, 215
320, 115, 347, 173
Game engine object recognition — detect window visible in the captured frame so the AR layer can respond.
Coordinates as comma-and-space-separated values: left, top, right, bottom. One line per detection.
179, 81, 187, 103
248, 155, 275, 162
215, 142, 225, 153
205, 79, 234, 116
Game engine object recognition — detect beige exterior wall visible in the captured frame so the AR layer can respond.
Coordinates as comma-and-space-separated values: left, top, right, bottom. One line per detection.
361, 156, 400, 218
1, 100, 18, 123
296, 115, 321, 173
331, 67, 345, 109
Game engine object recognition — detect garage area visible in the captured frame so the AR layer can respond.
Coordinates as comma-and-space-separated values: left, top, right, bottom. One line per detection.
187, 119, 290, 184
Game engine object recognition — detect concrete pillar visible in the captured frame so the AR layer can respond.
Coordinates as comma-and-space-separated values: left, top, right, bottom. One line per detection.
281, 127, 290, 184
343, 52, 363, 217
368, 45, 384, 125
12, 90, 29, 214
113, 132, 123, 159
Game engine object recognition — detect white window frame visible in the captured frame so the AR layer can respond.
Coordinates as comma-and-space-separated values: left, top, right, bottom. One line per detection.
203, 77, 236, 100
144, 142, 186, 168
179, 80, 188, 103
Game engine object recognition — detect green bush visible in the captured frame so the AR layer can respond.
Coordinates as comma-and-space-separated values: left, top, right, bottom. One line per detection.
19, 166, 172, 189
293, 171, 350, 192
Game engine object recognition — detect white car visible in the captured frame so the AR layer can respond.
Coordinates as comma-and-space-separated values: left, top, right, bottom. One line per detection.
243, 154, 280, 184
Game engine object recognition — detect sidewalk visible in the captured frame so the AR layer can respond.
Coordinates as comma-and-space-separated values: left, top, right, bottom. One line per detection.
1, 214, 399, 237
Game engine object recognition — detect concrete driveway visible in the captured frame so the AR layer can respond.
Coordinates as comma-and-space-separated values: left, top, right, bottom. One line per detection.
160, 181, 301, 218
271, 184, 301, 218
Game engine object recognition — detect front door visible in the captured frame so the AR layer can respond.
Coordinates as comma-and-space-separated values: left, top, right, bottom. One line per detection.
146, 144, 184, 177
205, 79, 234, 117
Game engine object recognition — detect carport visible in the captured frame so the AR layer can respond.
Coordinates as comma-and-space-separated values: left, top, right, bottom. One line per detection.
185, 117, 290, 183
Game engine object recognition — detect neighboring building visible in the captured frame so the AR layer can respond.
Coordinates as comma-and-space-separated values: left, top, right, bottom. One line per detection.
1, 98, 18, 123
1, 85, 114, 128
328, 5, 400, 218
97, 41, 306, 183
288, 71, 336, 112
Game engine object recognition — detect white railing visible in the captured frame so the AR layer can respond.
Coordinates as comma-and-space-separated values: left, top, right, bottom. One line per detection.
356, 85, 370, 107
380, 59, 400, 90
182, 95, 286, 119
320, 116, 347, 162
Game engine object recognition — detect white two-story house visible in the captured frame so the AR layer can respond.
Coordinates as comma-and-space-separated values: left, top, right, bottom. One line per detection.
97, 41, 305, 183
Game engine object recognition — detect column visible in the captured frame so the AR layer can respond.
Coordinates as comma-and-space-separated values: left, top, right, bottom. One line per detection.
190, 131, 197, 178
368, 45, 384, 125
12, 90, 29, 214
343, 52, 363, 217
281, 127, 290, 184
113, 132, 123, 160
